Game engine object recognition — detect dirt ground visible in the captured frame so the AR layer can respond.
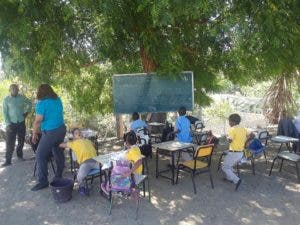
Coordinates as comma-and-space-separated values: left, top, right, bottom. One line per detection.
0, 136, 300, 225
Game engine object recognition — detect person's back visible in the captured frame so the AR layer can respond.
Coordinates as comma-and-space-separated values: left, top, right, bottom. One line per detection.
176, 107, 192, 143
229, 126, 248, 151
277, 110, 298, 138
222, 113, 248, 191
68, 138, 97, 164
126, 145, 143, 174
130, 112, 147, 132
36, 97, 64, 131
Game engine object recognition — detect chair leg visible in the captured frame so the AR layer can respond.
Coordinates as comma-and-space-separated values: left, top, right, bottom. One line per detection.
135, 192, 140, 220
33, 161, 37, 177
142, 179, 146, 197
279, 158, 284, 172
209, 168, 214, 189
217, 153, 224, 171
108, 192, 113, 215
251, 158, 255, 175
263, 150, 267, 165
295, 162, 300, 183
191, 172, 196, 194
269, 157, 278, 176
236, 164, 240, 177
147, 177, 151, 202
175, 166, 180, 184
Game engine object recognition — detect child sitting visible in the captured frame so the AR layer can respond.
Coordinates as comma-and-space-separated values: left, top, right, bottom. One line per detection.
130, 112, 148, 133
175, 106, 192, 161
101, 131, 143, 194
222, 113, 249, 191
59, 128, 98, 196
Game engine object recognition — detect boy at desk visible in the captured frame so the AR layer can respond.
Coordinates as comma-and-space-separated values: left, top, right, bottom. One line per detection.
222, 113, 249, 191
175, 106, 193, 161
59, 128, 98, 196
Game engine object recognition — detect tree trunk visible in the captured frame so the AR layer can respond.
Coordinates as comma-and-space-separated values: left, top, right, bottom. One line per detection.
140, 46, 157, 73
263, 74, 297, 124
115, 46, 159, 138
116, 114, 124, 139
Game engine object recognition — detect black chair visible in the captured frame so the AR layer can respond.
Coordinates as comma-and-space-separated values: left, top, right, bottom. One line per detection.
269, 151, 300, 183
258, 130, 270, 164
193, 132, 208, 145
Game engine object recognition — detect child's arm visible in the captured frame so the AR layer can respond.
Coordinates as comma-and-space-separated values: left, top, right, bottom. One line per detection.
122, 158, 142, 177
59, 142, 68, 149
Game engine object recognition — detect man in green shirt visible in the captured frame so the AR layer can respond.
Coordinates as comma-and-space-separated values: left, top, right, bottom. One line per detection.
2, 84, 32, 167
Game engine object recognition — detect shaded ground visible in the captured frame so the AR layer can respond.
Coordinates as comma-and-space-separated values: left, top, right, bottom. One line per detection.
0, 139, 300, 225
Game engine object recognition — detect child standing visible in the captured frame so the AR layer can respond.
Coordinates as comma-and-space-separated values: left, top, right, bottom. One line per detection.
222, 114, 249, 190
59, 128, 98, 195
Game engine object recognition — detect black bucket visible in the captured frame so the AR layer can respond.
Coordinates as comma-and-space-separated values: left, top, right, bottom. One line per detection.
50, 178, 74, 203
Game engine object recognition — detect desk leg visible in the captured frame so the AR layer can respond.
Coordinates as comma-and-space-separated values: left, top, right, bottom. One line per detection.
296, 162, 300, 183
156, 148, 159, 178
171, 152, 175, 185
278, 143, 283, 153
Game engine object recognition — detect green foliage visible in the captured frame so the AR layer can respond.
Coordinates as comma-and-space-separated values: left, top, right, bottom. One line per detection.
1, 0, 300, 114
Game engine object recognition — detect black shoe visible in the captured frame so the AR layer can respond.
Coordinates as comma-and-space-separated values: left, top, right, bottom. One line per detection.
235, 179, 242, 191
31, 183, 49, 191
1, 162, 12, 167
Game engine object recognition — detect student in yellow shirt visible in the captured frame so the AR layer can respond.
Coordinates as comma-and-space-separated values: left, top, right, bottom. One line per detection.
123, 131, 143, 176
59, 128, 98, 195
222, 114, 249, 191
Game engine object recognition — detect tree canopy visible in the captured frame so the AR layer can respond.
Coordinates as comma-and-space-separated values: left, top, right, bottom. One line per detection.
1, 0, 300, 114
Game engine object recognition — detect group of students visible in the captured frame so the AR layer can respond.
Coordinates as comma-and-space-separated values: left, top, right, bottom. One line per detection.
2, 82, 264, 194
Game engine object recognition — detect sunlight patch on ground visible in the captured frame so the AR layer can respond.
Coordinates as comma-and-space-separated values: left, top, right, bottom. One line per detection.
181, 194, 192, 200
178, 215, 203, 225
248, 200, 282, 217
11, 201, 35, 209
285, 183, 300, 193
241, 217, 252, 224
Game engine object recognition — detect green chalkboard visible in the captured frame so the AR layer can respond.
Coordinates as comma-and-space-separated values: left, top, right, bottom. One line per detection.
113, 72, 194, 114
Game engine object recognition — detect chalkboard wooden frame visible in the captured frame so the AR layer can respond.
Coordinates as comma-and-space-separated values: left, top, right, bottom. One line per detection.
113, 71, 194, 114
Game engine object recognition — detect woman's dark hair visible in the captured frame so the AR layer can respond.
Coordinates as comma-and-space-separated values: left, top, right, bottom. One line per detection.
178, 106, 186, 116
132, 112, 140, 121
125, 131, 137, 145
36, 84, 58, 100
229, 113, 241, 125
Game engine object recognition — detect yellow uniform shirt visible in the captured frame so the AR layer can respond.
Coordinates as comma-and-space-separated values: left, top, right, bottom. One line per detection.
228, 126, 249, 151
126, 146, 143, 174
68, 139, 97, 164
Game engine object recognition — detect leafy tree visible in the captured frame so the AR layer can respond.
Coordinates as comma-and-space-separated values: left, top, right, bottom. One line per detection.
0, 0, 300, 115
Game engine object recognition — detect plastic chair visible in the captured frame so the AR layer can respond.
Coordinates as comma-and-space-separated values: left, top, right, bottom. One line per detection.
176, 144, 214, 194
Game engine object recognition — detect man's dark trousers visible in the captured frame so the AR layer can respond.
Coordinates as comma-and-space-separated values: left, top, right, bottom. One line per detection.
5, 121, 26, 163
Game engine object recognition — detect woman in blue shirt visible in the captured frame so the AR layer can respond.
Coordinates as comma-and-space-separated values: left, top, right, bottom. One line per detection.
31, 84, 66, 191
